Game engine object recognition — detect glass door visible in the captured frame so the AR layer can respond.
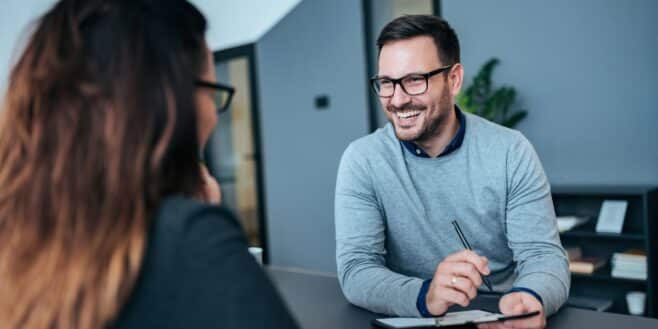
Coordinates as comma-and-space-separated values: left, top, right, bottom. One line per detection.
205, 46, 265, 253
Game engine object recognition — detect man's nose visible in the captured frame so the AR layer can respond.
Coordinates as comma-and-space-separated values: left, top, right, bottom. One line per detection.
388, 84, 412, 108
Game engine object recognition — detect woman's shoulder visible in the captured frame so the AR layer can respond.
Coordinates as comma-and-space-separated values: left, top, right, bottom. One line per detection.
116, 197, 300, 328
142, 196, 251, 286
156, 195, 238, 226
153, 195, 244, 245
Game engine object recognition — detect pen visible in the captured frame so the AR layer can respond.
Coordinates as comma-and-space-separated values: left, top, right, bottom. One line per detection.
451, 220, 493, 292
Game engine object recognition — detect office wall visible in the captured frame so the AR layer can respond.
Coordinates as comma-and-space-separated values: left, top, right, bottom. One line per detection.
0, 0, 54, 96
443, 0, 658, 185
256, 0, 370, 272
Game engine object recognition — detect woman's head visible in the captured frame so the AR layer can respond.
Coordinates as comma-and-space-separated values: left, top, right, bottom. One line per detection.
0, 0, 210, 327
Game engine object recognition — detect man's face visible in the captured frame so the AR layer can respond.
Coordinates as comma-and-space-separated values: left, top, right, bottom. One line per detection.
377, 36, 460, 142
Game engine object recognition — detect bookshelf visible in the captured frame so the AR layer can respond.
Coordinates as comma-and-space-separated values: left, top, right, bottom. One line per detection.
552, 185, 657, 318
571, 263, 646, 284
561, 229, 645, 241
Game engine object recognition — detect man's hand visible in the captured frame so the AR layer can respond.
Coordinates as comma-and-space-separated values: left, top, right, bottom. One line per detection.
198, 163, 221, 204
426, 250, 490, 315
478, 292, 545, 329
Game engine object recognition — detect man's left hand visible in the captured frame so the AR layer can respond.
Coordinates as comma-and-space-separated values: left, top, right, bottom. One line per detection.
477, 292, 545, 329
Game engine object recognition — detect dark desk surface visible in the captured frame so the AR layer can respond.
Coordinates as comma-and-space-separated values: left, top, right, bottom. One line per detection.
268, 267, 658, 329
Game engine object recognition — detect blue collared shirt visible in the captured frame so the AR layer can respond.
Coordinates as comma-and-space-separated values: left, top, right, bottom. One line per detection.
400, 106, 466, 158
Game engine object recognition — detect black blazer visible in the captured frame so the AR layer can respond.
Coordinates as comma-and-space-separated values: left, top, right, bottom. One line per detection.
114, 196, 299, 329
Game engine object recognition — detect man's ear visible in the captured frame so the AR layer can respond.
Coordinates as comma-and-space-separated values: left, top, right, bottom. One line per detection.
449, 63, 464, 97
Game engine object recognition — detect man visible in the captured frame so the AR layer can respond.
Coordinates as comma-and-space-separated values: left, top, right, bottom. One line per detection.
335, 15, 569, 328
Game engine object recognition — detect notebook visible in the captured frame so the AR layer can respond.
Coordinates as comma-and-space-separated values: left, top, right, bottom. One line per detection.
373, 310, 540, 328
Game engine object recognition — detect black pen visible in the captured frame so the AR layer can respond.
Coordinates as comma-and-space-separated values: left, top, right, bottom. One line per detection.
451, 220, 493, 292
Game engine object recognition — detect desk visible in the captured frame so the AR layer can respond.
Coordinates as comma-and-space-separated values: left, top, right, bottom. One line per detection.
268, 267, 658, 329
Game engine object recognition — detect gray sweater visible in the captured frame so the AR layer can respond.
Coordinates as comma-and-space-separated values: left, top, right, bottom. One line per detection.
334, 112, 569, 317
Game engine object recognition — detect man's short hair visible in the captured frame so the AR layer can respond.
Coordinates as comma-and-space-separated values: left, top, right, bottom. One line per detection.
377, 15, 460, 66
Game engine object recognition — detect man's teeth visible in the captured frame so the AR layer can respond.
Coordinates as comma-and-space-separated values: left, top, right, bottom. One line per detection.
396, 111, 421, 118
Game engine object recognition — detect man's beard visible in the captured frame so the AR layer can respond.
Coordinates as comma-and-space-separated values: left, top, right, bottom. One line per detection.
386, 86, 452, 143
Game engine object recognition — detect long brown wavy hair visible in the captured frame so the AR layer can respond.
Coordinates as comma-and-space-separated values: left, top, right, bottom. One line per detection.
0, 0, 208, 327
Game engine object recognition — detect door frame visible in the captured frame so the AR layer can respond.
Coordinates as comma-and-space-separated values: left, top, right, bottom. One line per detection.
212, 44, 270, 265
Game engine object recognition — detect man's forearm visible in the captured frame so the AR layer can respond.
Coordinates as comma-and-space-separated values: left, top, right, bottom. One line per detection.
337, 256, 424, 316
514, 260, 570, 315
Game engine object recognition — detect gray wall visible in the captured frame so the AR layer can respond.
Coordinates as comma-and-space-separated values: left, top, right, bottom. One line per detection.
443, 0, 658, 185
256, 0, 370, 272
0, 1, 55, 97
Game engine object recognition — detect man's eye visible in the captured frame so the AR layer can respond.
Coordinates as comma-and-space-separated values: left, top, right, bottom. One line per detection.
406, 76, 425, 83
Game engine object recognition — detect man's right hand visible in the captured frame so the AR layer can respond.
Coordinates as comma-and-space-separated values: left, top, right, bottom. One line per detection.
426, 250, 490, 315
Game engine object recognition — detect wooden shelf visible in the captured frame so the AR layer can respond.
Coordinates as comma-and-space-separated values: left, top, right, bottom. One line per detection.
552, 185, 657, 196
561, 229, 645, 241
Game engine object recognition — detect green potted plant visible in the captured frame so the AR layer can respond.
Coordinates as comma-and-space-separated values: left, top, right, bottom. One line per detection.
456, 58, 527, 128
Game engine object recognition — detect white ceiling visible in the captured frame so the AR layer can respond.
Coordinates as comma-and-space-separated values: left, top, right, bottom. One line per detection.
1, 0, 301, 92
190, 0, 302, 51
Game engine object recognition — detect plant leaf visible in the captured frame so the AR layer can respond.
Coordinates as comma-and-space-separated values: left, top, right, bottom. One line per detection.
502, 111, 527, 128
459, 57, 527, 128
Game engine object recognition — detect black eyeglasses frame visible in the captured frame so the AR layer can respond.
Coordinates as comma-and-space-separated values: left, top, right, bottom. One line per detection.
195, 80, 236, 113
370, 64, 454, 97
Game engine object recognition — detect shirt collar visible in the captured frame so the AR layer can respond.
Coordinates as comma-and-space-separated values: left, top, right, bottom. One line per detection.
400, 105, 466, 158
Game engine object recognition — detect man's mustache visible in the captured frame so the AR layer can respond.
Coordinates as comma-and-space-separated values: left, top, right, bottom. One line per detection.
386, 103, 427, 113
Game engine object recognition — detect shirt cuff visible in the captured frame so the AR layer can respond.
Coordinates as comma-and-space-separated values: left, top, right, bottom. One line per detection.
507, 287, 544, 305
416, 279, 433, 317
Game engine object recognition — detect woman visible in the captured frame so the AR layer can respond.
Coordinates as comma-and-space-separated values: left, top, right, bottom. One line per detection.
0, 1, 299, 328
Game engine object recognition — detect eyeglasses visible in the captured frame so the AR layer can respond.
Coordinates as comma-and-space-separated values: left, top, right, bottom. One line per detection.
370, 65, 453, 97
195, 80, 235, 113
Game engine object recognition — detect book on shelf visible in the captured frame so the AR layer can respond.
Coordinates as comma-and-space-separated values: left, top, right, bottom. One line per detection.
570, 257, 607, 274
565, 246, 582, 262
611, 249, 647, 280
557, 216, 590, 233
612, 249, 646, 262
611, 268, 647, 280
612, 259, 647, 272
565, 246, 604, 274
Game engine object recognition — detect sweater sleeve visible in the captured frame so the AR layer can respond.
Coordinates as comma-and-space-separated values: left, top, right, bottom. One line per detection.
335, 144, 424, 316
173, 207, 300, 329
505, 133, 570, 316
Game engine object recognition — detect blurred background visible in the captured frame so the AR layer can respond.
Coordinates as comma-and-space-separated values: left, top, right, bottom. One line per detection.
2, 0, 657, 317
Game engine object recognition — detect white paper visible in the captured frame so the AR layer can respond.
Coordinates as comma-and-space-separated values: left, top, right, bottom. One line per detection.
376, 317, 435, 328
435, 310, 499, 326
595, 200, 628, 233
376, 310, 501, 328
